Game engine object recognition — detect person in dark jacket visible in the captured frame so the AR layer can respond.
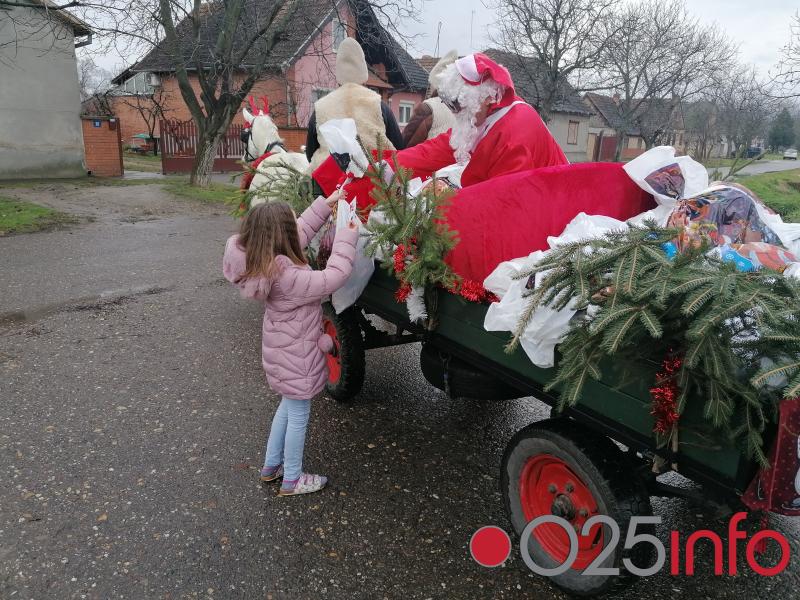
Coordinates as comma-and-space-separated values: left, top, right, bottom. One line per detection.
401, 50, 458, 148
305, 38, 405, 170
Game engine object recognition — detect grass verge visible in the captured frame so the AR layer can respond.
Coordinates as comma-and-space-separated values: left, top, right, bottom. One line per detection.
123, 152, 162, 173
0, 196, 75, 235
738, 168, 800, 221
162, 179, 240, 205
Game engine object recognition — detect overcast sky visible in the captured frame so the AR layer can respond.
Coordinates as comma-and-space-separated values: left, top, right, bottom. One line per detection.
90, 0, 797, 79
403, 0, 798, 76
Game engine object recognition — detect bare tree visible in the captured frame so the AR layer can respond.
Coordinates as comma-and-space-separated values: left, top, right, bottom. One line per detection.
715, 67, 778, 165
485, 0, 620, 122
597, 0, 735, 160
57, 0, 420, 187
0, 0, 93, 68
77, 56, 112, 100
682, 97, 720, 162
771, 12, 800, 98
116, 85, 172, 155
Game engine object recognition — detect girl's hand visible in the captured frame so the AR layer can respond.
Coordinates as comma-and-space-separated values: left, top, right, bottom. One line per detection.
326, 187, 346, 208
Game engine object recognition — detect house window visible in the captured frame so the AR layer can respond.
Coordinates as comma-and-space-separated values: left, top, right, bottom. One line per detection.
398, 102, 414, 126
567, 120, 579, 145
332, 18, 347, 50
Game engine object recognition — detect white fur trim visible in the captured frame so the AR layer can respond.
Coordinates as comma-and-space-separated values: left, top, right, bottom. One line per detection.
455, 54, 479, 83
406, 286, 427, 323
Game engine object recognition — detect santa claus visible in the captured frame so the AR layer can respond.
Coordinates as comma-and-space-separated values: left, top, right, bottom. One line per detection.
399, 52, 568, 185
313, 52, 568, 195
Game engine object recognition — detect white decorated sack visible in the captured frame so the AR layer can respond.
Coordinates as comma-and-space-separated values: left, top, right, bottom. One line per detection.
318, 118, 370, 177
623, 146, 708, 205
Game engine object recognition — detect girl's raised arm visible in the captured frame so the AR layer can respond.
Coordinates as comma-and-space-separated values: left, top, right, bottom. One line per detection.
282, 224, 359, 303
297, 196, 332, 248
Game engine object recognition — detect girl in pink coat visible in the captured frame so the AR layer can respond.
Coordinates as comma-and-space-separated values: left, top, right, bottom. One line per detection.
223, 192, 358, 496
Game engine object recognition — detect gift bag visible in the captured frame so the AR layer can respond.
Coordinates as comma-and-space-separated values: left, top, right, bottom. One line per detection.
331, 198, 375, 314
623, 146, 709, 205
742, 397, 800, 516
318, 118, 370, 177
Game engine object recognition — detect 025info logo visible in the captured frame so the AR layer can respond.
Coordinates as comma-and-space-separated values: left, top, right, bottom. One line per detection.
470, 513, 791, 577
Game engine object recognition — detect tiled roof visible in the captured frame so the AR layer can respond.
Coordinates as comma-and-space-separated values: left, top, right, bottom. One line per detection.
584, 92, 683, 135
482, 49, 592, 116
116, 0, 428, 92
126, 0, 332, 75
416, 55, 440, 73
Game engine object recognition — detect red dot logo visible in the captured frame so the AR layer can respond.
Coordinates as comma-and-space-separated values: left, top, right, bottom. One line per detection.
470, 526, 512, 568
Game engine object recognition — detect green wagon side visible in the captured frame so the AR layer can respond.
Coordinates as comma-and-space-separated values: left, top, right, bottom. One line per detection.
321, 266, 769, 596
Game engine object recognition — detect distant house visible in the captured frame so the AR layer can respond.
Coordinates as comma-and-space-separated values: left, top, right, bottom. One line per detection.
0, 0, 92, 179
583, 93, 685, 162
415, 49, 593, 163
105, 0, 428, 149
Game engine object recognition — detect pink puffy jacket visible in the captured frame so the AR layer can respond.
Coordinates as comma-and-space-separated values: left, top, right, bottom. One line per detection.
222, 196, 358, 399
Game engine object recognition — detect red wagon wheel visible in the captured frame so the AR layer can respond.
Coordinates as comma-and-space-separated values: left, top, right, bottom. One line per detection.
501, 419, 653, 596
321, 303, 365, 402
519, 454, 604, 570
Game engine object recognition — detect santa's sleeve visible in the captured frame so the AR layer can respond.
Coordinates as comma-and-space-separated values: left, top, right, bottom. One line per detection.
395, 132, 456, 180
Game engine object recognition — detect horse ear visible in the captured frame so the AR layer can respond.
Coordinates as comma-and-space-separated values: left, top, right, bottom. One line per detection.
243, 106, 254, 124
261, 96, 270, 115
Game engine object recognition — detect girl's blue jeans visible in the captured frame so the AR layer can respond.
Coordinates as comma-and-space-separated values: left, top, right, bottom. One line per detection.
263, 397, 311, 482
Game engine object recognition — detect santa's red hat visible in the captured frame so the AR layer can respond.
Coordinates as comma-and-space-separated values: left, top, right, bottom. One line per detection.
454, 53, 516, 108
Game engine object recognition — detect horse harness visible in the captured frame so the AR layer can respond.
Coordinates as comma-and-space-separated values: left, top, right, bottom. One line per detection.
241, 127, 287, 162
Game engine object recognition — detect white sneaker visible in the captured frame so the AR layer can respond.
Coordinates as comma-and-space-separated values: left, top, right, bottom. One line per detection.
278, 473, 328, 496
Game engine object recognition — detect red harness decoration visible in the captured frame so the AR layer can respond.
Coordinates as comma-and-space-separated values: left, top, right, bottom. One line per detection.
240, 151, 274, 191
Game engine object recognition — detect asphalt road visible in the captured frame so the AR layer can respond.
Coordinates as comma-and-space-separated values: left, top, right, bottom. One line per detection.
1, 182, 799, 599
708, 159, 800, 177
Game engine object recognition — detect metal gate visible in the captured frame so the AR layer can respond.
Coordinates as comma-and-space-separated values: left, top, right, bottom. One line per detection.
159, 119, 245, 174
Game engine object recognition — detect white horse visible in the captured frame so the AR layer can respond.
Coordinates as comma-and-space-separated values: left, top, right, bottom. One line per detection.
242, 98, 309, 206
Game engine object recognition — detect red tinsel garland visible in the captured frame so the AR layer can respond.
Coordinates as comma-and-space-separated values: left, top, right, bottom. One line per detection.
394, 282, 412, 302
393, 244, 408, 274
650, 356, 682, 435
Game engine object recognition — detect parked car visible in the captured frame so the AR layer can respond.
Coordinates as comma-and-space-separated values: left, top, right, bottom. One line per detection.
730, 146, 763, 159
783, 148, 798, 160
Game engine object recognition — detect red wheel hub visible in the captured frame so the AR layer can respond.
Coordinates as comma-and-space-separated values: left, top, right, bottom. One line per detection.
519, 454, 603, 570
323, 318, 342, 384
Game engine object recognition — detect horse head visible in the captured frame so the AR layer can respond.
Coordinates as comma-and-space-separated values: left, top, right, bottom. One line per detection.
242, 96, 284, 160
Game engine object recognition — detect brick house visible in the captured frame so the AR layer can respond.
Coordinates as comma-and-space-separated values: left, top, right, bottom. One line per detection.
583, 92, 685, 162
104, 0, 428, 151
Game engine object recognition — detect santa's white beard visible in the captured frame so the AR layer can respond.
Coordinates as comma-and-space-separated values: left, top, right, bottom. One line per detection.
449, 109, 481, 165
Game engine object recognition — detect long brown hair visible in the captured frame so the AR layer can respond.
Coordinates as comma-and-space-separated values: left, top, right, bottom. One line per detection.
236, 201, 307, 282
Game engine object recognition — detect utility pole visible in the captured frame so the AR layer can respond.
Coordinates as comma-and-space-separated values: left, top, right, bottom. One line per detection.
470, 10, 475, 51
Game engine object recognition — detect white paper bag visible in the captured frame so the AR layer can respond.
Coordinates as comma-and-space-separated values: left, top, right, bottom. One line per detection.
318, 118, 370, 177
331, 198, 375, 313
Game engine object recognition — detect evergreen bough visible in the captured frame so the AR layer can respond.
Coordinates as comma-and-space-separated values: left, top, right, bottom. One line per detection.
361, 146, 460, 291
509, 221, 800, 466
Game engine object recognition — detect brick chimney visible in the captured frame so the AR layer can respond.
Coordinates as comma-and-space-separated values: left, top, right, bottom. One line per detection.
612, 92, 621, 105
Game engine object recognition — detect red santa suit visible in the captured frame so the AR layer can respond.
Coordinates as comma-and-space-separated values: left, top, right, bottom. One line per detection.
313, 53, 567, 203
395, 100, 566, 187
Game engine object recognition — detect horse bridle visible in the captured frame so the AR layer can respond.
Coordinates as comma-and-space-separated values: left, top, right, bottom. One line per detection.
242, 127, 286, 162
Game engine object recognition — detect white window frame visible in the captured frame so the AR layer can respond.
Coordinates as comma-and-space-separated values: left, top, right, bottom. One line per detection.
398, 102, 414, 126
567, 120, 579, 145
